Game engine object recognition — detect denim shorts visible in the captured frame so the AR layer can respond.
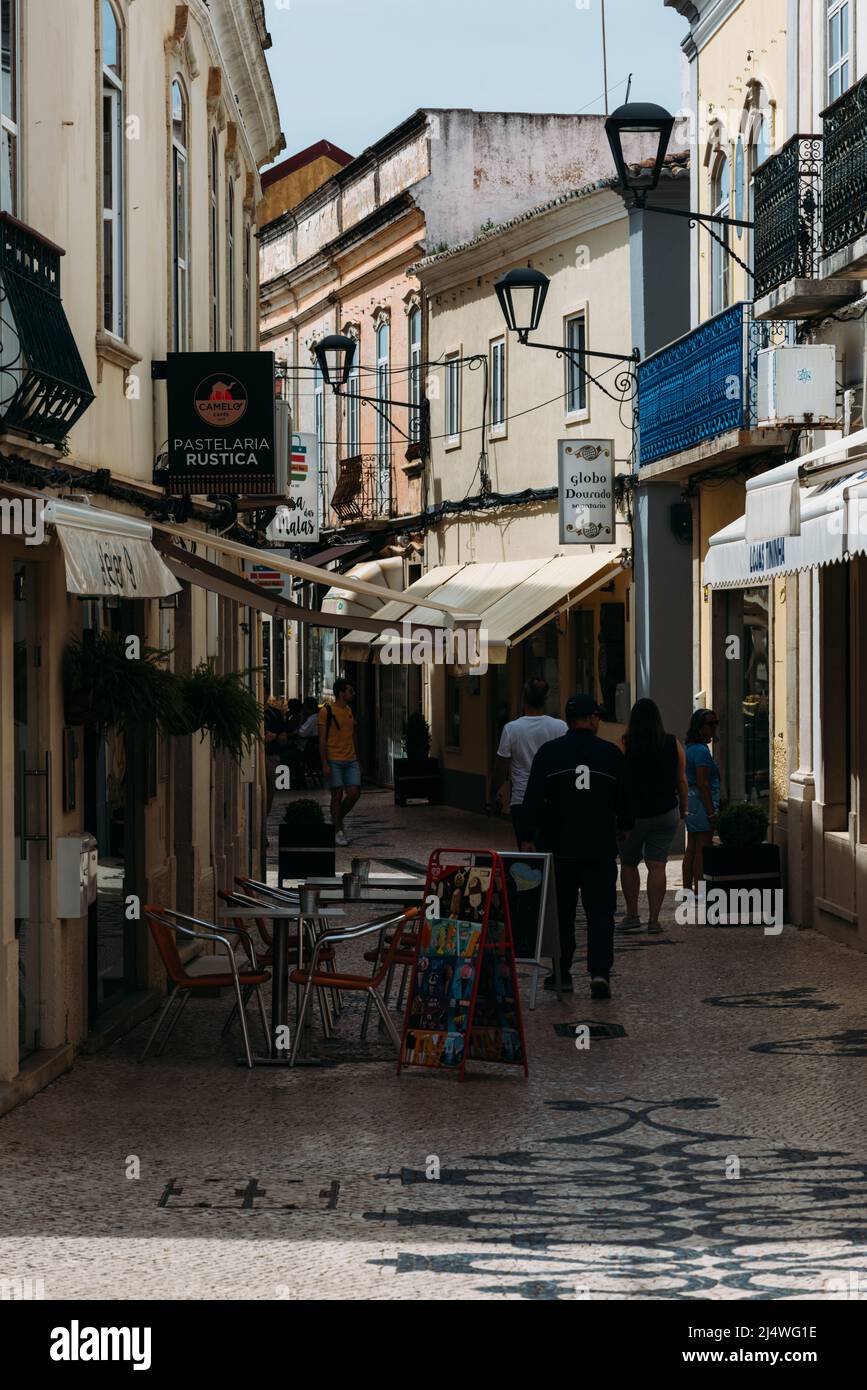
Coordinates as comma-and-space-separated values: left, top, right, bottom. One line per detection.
685, 785, 718, 834
619, 807, 680, 866
328, 758, 361, 790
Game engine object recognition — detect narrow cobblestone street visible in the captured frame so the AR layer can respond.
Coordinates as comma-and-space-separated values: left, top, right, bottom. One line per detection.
2, 792, 866, 1301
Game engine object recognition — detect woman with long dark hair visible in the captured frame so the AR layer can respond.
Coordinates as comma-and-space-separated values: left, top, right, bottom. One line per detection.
682, 708, 721, 892
620, 699, 688, 932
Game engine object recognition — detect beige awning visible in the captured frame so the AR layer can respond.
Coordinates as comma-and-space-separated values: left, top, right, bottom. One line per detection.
156, 541, 462, 637
340, 551, 626, 664
152, 521, 479, 626
41, 499, 181, 599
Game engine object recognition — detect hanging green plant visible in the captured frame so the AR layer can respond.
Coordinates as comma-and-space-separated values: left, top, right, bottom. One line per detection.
179, 662, 263, 764
63, 633, 185, 739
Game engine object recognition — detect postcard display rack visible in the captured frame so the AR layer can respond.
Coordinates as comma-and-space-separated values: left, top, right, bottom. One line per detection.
397, 848, 528, 1080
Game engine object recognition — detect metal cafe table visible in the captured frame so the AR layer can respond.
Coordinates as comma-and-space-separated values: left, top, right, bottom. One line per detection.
218, 899, 345, 1066
220, 877, 425, 1065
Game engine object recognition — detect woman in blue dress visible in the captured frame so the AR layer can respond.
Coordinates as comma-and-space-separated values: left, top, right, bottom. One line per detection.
682, 708, 721, 893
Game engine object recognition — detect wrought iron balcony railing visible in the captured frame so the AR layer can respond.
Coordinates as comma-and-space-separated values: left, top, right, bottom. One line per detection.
638, 302, 793, 468
330, 453, 394, 523
821, 75, 867, 259
753, 135, 822, 299
0, 213, 94, 444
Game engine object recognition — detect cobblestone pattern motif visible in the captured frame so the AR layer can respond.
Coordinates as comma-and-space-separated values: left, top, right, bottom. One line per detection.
2, 793, 867, 1300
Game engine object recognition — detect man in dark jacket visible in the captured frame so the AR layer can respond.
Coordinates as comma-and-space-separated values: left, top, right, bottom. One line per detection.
522, 693, 634, 998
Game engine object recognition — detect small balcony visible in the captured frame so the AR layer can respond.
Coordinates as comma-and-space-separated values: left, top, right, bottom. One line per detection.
638, 302, 794, 479
821, 75, 867, 279
0, 213, 94, 445
752, 135, 863, 320
330, 453, 394, 525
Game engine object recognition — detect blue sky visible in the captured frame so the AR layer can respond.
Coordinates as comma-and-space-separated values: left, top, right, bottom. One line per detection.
263, 0, 687, 165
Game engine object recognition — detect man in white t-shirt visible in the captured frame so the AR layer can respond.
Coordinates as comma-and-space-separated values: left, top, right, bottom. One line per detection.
496, 678, 568, 846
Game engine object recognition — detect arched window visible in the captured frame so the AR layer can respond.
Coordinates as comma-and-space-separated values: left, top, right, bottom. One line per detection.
710, 154, 730, 315
2, 0, 20, 214
226, 178, 235, 350
375, 320, 391, 514
210, 132, 219, 345
102, 1, 124, 337
408, 306, 422, 440
345, 333, 360, 456
171, 79, 189, 350
744, 90, 772, 274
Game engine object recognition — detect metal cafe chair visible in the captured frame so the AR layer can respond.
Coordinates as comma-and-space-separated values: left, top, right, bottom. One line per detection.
235, 874, 345, 1013
218, 887, 338, 1040
288, 908, 419, 1066
141, 906, 270, 1069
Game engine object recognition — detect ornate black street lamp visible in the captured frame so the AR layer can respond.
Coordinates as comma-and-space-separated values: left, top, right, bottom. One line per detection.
494, 266, 639, 405
313, 333, 357, 388
604, 101, 674, 199
311, 333, 428, 447
605, 100, 752, 272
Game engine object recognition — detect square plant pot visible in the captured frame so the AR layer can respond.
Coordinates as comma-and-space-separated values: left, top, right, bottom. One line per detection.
701, 843, 782, 925
278, 823, 336, 885
393, 757, 441, 807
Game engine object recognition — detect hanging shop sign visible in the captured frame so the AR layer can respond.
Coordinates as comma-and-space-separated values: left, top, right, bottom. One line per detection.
158, 352, 276, 496
265, 433, 320, 544
558, 438, 615, 545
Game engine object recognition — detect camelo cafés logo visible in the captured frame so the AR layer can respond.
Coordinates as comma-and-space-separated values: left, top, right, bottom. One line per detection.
193, 373, 248, 429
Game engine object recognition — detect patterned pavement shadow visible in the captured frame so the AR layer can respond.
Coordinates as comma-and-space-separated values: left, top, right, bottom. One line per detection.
368, 1095, 867, 1298
704, 987, 840, 1012
750, 1030, 867, 1057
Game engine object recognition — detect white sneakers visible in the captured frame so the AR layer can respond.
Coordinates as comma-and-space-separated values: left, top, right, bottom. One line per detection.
335, 829, 349, 846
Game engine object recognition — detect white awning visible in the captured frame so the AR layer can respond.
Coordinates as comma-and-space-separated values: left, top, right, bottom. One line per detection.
42, 499, 181, 599
322, 557, 406, 619
705, 468, 867, 588
744, 426, 867, 541
340, 550, 625, 664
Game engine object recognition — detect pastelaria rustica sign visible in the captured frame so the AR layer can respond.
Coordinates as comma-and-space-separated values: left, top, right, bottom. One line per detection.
158, 351, 276, 496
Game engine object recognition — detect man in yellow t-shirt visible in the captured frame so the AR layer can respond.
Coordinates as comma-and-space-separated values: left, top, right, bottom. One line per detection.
318, 677, 361, 846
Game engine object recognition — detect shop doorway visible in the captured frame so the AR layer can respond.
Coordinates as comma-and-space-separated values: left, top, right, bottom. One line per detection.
81, 601, 143, 1023
522, 620, 561, 715
13, 559, 48, 1059
718, 586, 771, 812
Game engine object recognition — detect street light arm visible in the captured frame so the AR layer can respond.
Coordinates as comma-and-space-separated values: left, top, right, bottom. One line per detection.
635, 200, 753, 231
517, 338, 641, 366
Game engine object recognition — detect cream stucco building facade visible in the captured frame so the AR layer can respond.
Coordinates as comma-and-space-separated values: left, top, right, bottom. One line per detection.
0, 0, 282, 1111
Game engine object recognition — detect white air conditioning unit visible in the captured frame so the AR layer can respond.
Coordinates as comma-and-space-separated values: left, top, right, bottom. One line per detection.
756, 345, 837, 427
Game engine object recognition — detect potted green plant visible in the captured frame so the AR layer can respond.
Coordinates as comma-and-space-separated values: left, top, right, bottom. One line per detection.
63, 633, 185, 738
177, 661, 262, 764
393, 711, 441, 806
702, 801, 782, 925
278, 797, 335, 883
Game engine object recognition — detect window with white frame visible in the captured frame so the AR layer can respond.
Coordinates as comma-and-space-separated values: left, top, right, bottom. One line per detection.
226, 179, 236, 350
346, 357, 360, 457
564, 312, 587, 415
710, 154, 730, 315
375, 320, 391, 512
827, 0, 851, 103
101, 1, 124, 337
171, 80, 189, 351
490, 336, 506, 434
408, 306, 422, 440
445, 353, 461, 443
1, 0, 19, 215
210, 132, 220, 346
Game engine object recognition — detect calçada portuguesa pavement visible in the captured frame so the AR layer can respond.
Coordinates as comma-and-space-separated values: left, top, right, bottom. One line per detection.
2, 788, 867, 1301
